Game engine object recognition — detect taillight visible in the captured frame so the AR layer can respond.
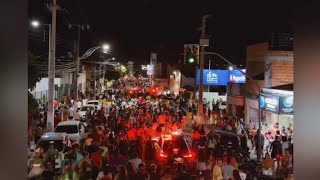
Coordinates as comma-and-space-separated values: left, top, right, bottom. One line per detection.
160, 151, 167, 157
173, 149, 179, 154
183, 153, 193, 158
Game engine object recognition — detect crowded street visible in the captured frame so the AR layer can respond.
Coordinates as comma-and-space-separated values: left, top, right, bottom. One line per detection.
27, 1, 294, 179
27, 79, 293, 180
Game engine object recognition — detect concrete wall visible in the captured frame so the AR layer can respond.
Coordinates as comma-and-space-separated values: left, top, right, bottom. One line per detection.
245, 80, 265, 97
78, 72, 86, 93
33, 78, 61, 92
270, 60, 294, 87
181, 74, 195, 89
202, 92, 226, 102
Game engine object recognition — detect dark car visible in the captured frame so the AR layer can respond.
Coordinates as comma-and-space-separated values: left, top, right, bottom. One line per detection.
155, 134, 193, 165
207, 130, 242, 155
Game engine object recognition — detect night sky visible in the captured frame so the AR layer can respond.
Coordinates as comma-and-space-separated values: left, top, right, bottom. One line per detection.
28, 0, 292, 67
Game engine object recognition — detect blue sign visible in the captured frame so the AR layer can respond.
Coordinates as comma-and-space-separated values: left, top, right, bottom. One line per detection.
259, 94, 280, 113
279, 96, 294, 114
196, 69, 246, 86
229, 70, 246, 83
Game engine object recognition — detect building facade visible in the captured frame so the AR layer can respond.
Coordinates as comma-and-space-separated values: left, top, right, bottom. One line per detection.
244, 41, 293, 127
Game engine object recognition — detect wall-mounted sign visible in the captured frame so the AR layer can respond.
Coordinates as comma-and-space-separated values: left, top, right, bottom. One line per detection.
279, 96, 294, 114
259, 94, 280, 113
196, 69, 246, 86
229, 70, 246, 83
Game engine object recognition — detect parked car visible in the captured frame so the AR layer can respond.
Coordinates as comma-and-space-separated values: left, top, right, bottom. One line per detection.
54, 121, 87, 142
207, 130, 242, 154
86, 100, 101, 110
35, 132, 70, 175
78, 104, 95, 120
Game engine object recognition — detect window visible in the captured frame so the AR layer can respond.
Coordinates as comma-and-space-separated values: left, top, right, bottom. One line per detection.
88, 102, 98, 105
80, 106, 91, 111
162, 137, 189, 155
55, 125, 79, 134
38, 140, 64, 152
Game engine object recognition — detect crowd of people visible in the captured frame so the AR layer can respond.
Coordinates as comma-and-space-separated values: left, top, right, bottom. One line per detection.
27, 82, 294, 180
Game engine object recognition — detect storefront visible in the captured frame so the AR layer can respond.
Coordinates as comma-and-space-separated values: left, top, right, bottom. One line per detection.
260, 88, 294, 131
245, 97, 260, 128
227, 94, 245, 117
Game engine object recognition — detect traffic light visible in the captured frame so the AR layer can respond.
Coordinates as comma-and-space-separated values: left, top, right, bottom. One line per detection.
184, 44, 199, 64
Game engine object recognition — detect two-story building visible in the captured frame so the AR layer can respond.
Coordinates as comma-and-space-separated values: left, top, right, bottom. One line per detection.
244, 40, 293, 129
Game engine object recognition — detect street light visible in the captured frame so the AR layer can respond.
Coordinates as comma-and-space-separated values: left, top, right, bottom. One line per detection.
102, 44, 110, 54
30, 20, 55, 131
228, 66, 234, 70
31, 20, 40, 28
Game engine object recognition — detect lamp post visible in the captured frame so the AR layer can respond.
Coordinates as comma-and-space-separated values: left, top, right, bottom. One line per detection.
197, 15, 210, 124
30, 19, 55, 131
79, 44, 111, 96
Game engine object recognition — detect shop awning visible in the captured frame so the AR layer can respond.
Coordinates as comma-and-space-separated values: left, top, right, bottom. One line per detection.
270, 83, 293, 91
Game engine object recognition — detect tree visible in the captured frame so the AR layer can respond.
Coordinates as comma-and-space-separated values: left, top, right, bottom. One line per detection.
28, 52, 45, 114
104, 65, 127, 81
104, 68, 121, 81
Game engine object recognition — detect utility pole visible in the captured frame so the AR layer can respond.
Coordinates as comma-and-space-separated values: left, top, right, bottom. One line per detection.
47, 0, 57, 131
197, 15, 210, 124
69, 24, 89, 102
75, 26, 80, 102
208, 59, 211, 92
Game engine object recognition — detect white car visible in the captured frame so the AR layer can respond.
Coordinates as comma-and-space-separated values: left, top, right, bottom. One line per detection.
35, 132, 69, 174
54, 121, 87, 142
78, 104, 95, 120
86, 100, 101, 110
219, 101, 227, 110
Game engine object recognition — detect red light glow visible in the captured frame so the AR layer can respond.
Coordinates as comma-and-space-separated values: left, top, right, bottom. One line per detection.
183, 153, 193, 158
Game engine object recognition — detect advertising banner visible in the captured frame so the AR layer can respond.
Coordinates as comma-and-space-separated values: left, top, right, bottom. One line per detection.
259, 94, 280, 113
196, 69, 246, 85
279, 96, 294, 114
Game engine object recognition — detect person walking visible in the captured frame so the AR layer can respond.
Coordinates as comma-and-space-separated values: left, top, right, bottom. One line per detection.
213, 158, 223, 180
222, 158, 235, 180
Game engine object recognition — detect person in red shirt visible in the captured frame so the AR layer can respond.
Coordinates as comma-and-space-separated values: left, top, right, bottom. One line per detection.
127, 127, 136, 141
136, 126, 145, 142
54, 111, 61, 128
90, 149, 103, 179
157, 113, 166, 127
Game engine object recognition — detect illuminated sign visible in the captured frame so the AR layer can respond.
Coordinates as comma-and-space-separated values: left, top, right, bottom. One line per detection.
196, 69, 246, 86
279, 96, 294, 114
259, 94, 280, 113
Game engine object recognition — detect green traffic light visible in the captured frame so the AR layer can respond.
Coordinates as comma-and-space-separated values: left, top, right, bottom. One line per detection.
189, 58, 195, 63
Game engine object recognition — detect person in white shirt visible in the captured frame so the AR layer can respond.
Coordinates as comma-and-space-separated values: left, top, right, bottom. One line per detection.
77, 100, 82, 110
128, 152, 142, 170
74, 110, 81, 121
68, 107, 74, 120
238, 165, 247, 180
